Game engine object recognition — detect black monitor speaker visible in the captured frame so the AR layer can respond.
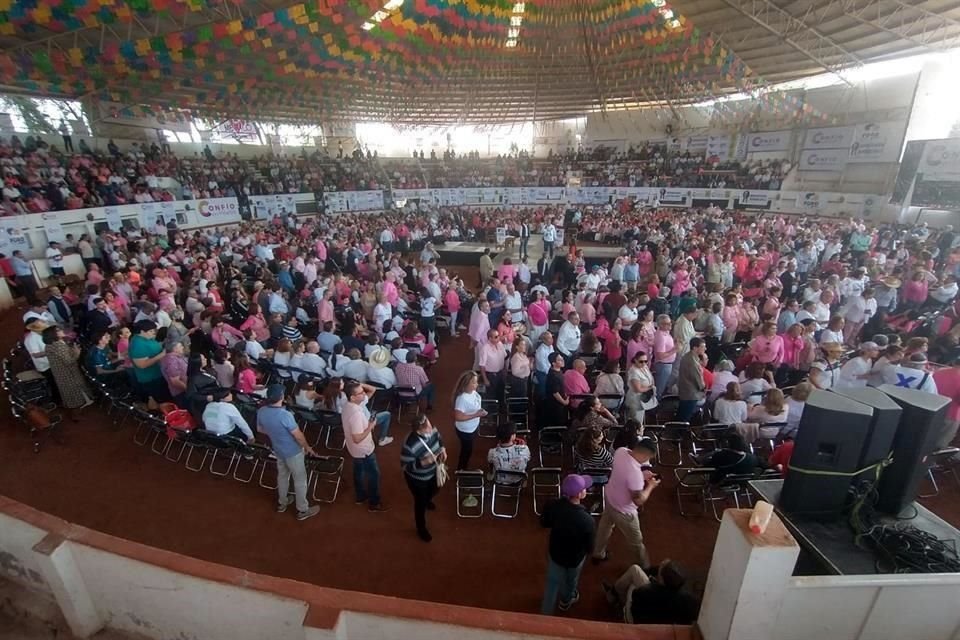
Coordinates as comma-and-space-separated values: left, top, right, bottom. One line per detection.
830, 386, 902, 477
779, 390, 875, 518
875, 385, 950, 515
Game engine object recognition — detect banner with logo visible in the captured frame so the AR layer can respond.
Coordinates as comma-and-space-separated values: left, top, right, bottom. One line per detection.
525, 187, 566, 204
656, 188, 688, 206
41, 213, 66, 244
848, 122, 905, 163
738, 191, 771, 207
684, 135, 709, 152
191, 197, 241, 226
803, 126, 855, 150
504, 187, 525, 205
706, 135, 732, 159
250, 194, 279, 219
103, 206, 123, 231
0, 225, 29, 256
918, 138, 960, 182
745, 130, 792, 153
796, 192, 820, 210
139, 202, 162, 230
799, 149, 848, 172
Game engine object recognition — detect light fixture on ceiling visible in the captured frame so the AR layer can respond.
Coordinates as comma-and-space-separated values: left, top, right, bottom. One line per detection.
505, 0, 526, 49
361, 0, 404, 32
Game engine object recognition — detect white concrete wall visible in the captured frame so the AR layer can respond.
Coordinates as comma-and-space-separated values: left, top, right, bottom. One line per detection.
0, 512, 52, 596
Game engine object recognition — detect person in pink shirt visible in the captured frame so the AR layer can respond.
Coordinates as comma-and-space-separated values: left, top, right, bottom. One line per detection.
317, 288, 336, 326
933, 357, 960, 449
497, 258, 516, 284
779, 323, 804, 373
902, 270, 929, 310
603, 318, 624, 362
85, 263, 104, 288
382, 272, 399, 308
748, 322, 784, 367
578, 293, 597, 326
527, 291, 550, 344
469, 300, 491, 368
444, 286, 462, 337
591, 434, 660, 567
637, 248, 653, 278
761, 287, 782, 325
563, 359, 592, 407
670, 265, 691, 298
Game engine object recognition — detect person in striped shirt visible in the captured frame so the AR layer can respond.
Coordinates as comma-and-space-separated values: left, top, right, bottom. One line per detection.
401, 414, 447, 543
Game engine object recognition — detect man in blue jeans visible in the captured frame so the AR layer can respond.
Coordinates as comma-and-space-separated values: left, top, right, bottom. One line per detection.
257, 384, 320, 521
539, 474, 596, 614
342, 381, 389, 512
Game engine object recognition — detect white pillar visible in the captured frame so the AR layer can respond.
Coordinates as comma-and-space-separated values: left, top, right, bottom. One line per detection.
698, 509, 799, 640
31, 534, 105, 638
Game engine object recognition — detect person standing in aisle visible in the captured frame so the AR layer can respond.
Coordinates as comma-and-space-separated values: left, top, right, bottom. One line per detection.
540, 474, 596, 615
257, 384, 320, 521
592, 433, 660, 567
342, 381, 389, 512
400, 414, 447, 542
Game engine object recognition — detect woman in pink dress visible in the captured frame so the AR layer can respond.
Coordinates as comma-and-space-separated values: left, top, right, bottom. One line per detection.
748, 322, 785, 368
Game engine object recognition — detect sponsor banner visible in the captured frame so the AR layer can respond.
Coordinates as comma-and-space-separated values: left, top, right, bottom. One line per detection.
734, 133, 748, 160
504, 187, 525, 205
211, 119, 259, 140
745, 130, 792, 153
796, 192, 820, 210
799, 149, 848, 172
919, 138, 960, 183
0, 224, 29, 256
96, 100, 191, 133
804, 126, 855, 150
139, 202, 162, 230
848, 121, 905, 163
525, 186, 566, 203
186, 197, 241, 227
656, 188, 688, 206
41, 212, 66, 244
738, 190, 771, 207
104, 206, 123, 231
684, 135, 709, 152
324, 190, 385, 212
706, 135, 732, 159
250, 194, 280, 219
462, 188, 502, 205
392, 188, 433, 200
570, 187, 612, 205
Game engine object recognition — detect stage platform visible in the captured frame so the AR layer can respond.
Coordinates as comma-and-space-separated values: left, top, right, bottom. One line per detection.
435, 234, 624, 267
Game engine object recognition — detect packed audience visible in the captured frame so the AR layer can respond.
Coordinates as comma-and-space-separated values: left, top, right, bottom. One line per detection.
10, 191, 960, 624
1, 134, 791, 218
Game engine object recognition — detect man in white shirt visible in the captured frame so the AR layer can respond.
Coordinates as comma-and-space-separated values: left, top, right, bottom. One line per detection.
503, 282, 523, 324
556, 311, 581, 368
203, 391, 255, 442
342, 349, 369, 382
366, 347, 396, 389
812, 290, 833, 330
24, 321, 50, 374
46, 241, 65, 276
836, 342, 879, 390
885, 353, 939, 394
299, 341, 327, 379
542, 221, 557, 259
517, 257, 532, 289
930, 276, 958, 305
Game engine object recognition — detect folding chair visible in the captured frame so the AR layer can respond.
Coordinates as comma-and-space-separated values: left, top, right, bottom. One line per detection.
455, 470, 485, 518
395, 386, 420, 421
10, 398, 62, 454
491, 470, 527, 518
506, 396, 529, 433
233, 443, 274, 483
478, 398, 500, 438
690, 423, 735, 455
656, 421, 692, 467
314, 409, 344, 450
308, 454, 345, 503
598, 393, 625, 418
537, 426, 567, 467
674, 467, 714, 517
581, 466, 612, 516
209, 435, 245, 477
919, 448, 960, 498
531, 467, 562, 515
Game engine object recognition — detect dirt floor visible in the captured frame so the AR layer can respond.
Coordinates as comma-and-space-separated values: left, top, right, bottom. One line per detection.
1, 266, 959, 623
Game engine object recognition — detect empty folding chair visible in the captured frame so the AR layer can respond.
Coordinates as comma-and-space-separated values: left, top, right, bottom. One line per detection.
395, 386, 420, 421
674, 467, 714, 517
690, 423, 734, 456
478, 399, 500, 438
656, 421, 691, 466
919, 447, 960, 498
209, 435, 245, 477
506, 396, 529, 432
531, 467, 562, 516
455, 470, 485, 518
308, 455, 345, 503
491, 470, 527, 518
233, 442, 274, 483
537, 426, 567, 467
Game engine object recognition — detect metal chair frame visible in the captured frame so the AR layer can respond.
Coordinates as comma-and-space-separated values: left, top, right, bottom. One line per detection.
531, 467, 562, 516
491, 471, 527, 518
455, 470, 485, 518
308, 455, 345, 503
537, 426, 567, 468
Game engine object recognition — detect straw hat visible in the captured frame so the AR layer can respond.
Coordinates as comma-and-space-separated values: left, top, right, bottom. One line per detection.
368, 346, 391, 369
881, 276, 902, 289
821, 341, 844, 355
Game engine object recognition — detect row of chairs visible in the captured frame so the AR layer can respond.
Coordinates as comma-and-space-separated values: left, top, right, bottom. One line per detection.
452, 466, 611, 519
2, 346, 63, 453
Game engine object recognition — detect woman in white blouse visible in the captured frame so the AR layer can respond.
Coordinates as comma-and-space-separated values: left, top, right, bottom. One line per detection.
594, 360, 626, 410
713, 381, 748, 425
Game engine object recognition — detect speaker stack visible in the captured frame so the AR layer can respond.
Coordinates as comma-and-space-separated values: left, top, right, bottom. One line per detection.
779, 386, 949, 518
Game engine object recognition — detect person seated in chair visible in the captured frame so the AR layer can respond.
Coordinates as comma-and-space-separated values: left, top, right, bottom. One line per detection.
202, 389, 255, 443
602, 559, 700, 625
696, 433, 766, 484
487, 424, 531, 482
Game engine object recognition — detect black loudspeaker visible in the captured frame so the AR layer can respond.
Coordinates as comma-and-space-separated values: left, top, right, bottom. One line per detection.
830, 387, 902, 476
779, 390, 875, 517
875, 385, 950, 515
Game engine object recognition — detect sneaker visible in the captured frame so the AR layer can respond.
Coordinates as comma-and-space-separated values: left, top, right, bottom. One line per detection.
296, 505, 320, 521
277, 499, 292, 513
355, 498, 367, 506
378, 436, 394, 446
368, 503, 390, 513
462, 495, 479, 509
557, 591, 580, 611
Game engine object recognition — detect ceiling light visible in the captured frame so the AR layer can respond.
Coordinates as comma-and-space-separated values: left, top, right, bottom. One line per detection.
372, 10, 388, 21
511, 16, 523, 26
362, 21, 375, 30
513, 2, 525, 12
384, 0, 404, 9
505, 39, 517, 47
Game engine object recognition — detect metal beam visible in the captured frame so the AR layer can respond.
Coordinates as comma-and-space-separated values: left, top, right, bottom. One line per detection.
840, 0, 960, 51
718, 0, 863, 84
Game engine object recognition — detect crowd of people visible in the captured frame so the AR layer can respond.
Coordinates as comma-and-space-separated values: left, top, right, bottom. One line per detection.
1, 134, 792, 218
11, 192, 960, 623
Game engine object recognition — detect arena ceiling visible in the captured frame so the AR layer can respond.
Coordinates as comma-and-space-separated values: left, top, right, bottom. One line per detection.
1, 0, 960, 126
